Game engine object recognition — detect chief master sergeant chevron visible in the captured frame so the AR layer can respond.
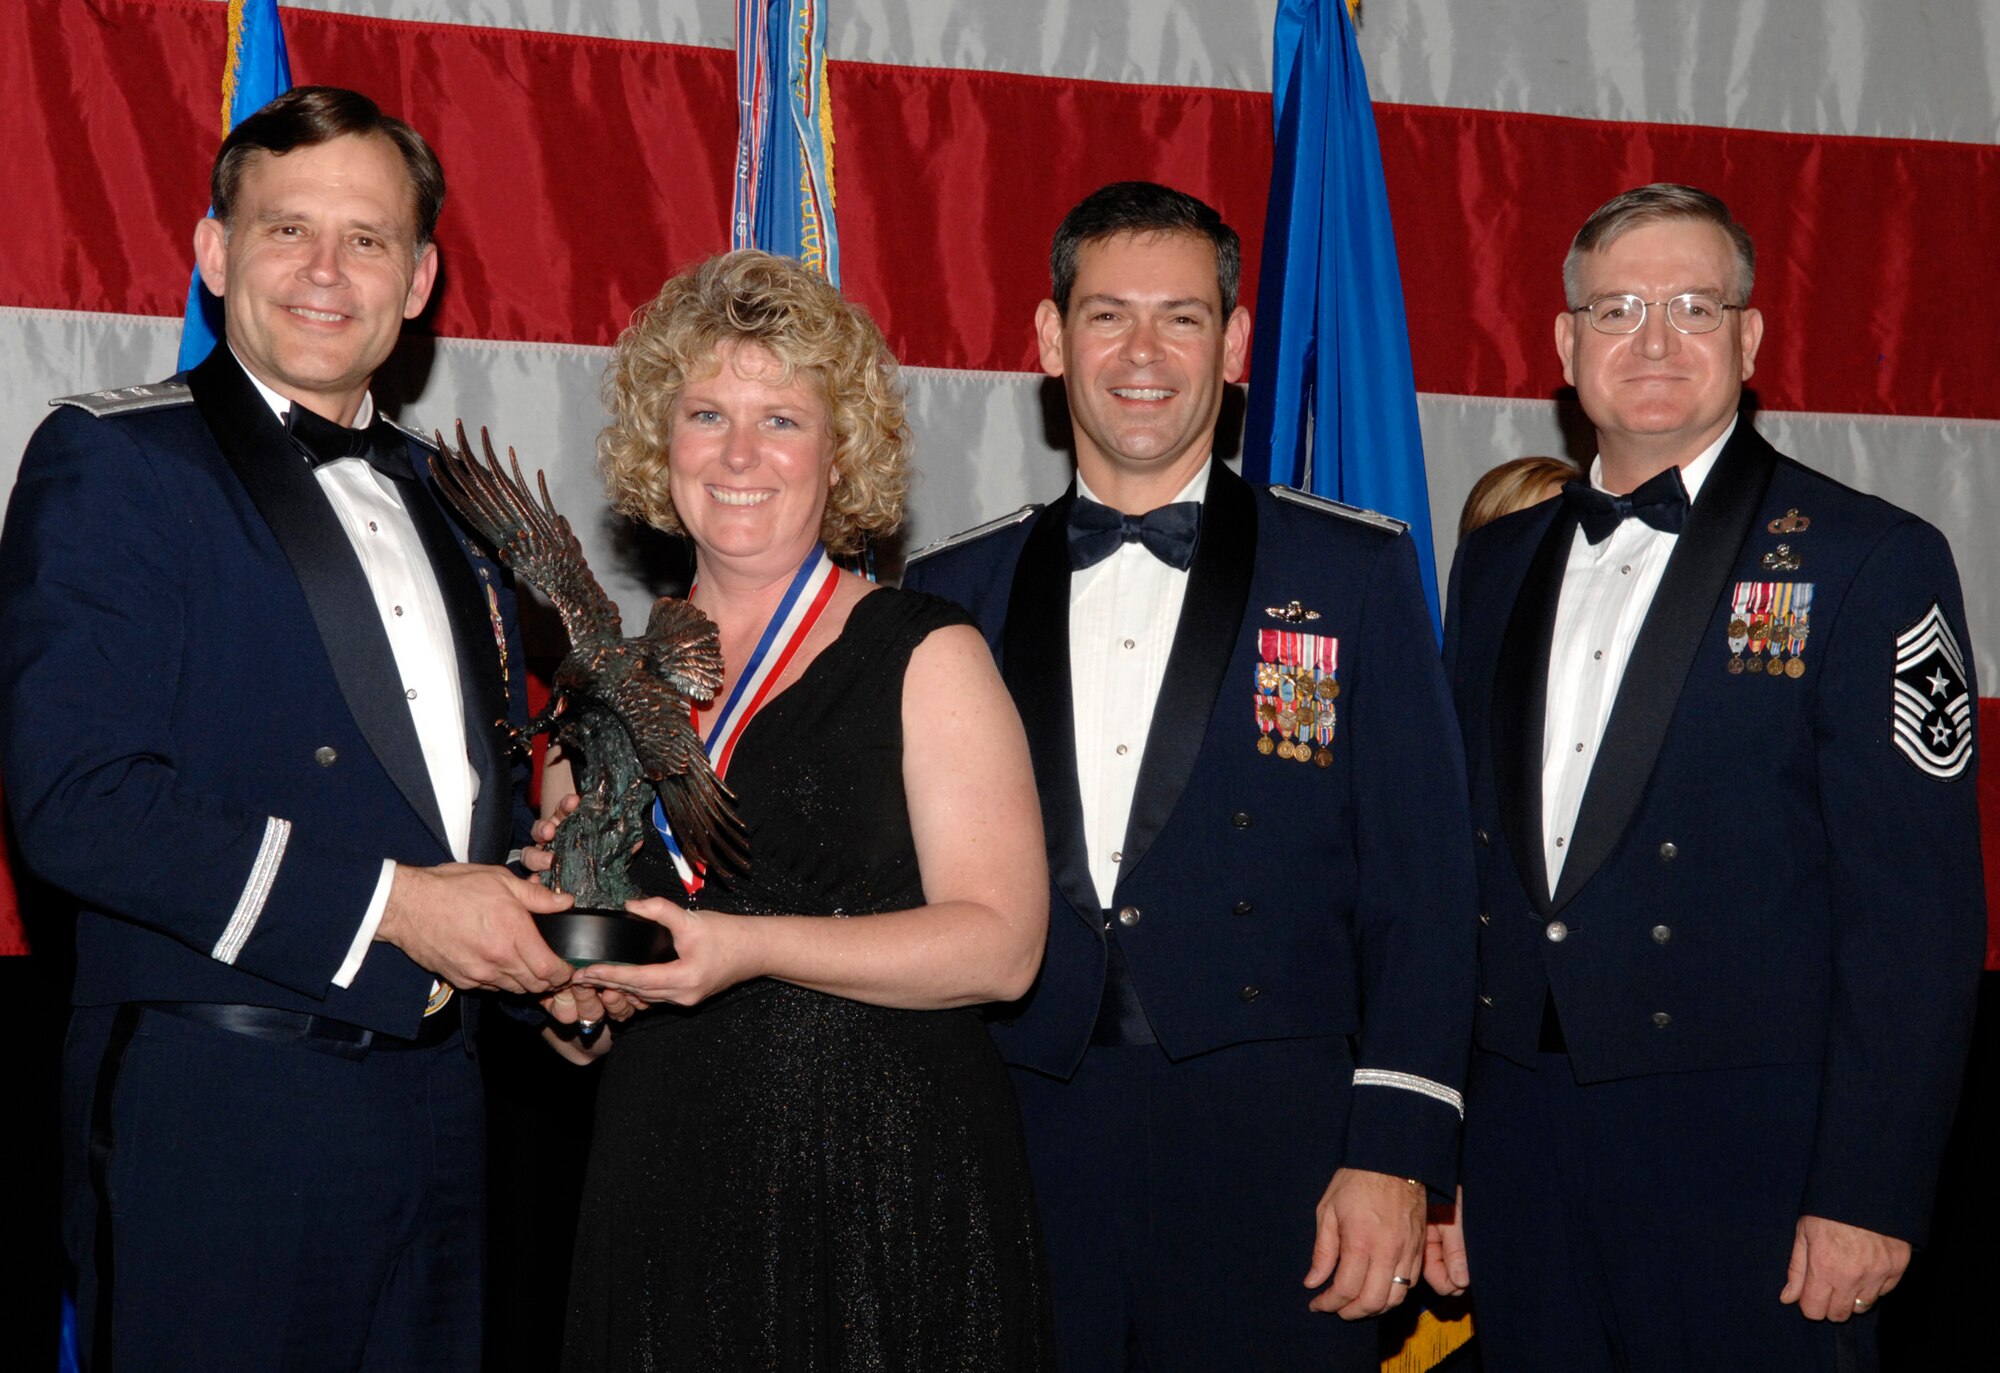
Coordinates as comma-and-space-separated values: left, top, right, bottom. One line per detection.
902, 180, 1477, 1371
0, 87, 579, 1370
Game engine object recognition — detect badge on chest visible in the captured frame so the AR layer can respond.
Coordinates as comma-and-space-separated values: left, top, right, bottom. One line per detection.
1255, 629, 1338, 766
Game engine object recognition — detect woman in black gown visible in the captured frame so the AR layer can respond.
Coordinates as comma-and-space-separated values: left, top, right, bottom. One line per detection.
551, 251, 1053, 1372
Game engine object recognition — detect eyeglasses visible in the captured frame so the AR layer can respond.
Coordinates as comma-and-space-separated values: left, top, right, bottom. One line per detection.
1572, 293, 1744, 336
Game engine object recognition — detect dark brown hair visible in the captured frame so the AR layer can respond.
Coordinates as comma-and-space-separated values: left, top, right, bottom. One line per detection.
1050, 181, 1242, 316
211, 86, 446, 245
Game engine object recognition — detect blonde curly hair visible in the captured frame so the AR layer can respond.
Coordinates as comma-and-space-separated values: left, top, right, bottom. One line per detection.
599, 250, 909, 555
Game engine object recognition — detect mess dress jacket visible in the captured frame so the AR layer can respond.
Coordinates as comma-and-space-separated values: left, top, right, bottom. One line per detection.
904, 461, 1478, 1188
1442, 422, 1985, 1243
0, 346, 531, 1038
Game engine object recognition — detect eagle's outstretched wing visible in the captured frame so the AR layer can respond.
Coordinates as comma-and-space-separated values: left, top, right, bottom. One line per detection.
431, 422, 623, 648
608, 597, 747, 871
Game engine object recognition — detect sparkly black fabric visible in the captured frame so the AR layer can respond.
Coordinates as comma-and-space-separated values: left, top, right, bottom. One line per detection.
563, 589, 1053, 1373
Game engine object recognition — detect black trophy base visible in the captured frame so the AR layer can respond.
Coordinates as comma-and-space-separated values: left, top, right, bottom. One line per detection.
537, 908, 678, 968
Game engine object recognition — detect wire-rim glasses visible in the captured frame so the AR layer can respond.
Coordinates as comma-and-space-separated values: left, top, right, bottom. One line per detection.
1573, 293, 1743, 336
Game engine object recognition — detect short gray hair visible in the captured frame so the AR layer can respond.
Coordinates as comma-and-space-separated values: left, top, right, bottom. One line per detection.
1562, 183, 1756, 308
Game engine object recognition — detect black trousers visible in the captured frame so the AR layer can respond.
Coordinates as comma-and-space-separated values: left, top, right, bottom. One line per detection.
1010, 1035, 1379, 1371
1462, 1048, 1876, 1373
63, 1003, 486, 1372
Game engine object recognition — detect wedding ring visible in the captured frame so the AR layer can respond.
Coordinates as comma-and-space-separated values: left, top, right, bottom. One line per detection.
1852, 1298, 1870, 1312
1390, 1275, 1412, 1287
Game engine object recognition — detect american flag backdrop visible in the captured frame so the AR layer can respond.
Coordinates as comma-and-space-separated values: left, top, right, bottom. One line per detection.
2, 1, 1995, 949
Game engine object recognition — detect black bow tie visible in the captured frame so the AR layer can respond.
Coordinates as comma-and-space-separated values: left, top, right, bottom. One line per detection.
1068, 497, 1202, 571
287, 405, 413, 482
1561, 466, 1690, 544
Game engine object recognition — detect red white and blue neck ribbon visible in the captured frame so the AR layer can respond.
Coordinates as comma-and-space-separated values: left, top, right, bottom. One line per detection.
653, 542, 839, 893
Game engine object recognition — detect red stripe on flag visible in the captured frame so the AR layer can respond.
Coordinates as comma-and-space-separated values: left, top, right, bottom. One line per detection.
0, 774, 26, 956
5, 1, 1997, 422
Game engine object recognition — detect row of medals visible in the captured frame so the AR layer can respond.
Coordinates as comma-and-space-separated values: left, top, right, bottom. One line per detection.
1255, 662, 1338, 765
1728, 613, 1807, 678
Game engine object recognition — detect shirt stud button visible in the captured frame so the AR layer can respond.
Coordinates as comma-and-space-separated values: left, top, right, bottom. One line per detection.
405, 687, 418, 700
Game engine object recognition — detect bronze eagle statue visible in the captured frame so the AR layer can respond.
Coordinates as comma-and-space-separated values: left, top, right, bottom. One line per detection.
431, 422, 747, 909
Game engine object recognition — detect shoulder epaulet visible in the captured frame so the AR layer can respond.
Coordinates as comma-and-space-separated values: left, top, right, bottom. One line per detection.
1268, 484, 1408, 534
904, 505, 1041, 565
50, 382, 192, 418
384, 416, 442, 452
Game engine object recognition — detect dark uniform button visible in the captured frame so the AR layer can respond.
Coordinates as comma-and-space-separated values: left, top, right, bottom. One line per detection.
313, 746, 338, 767
1117, 905, 1142, 928
1478, 911, 1491, 926
1475, 828, 1490, 846
1545, 920, 1568, 942
1232, 900, 1253, 916
1652, 1011, 1672, 1028
1477, 994, 1495, 1007
1658, 841, 1679, 861
1231, 811, 1252, 829
1239, 985, 1261, 1003
1651, 924, 1672, 944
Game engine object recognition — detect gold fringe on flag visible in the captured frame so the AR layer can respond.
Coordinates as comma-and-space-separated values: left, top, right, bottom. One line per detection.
1381, 1309, 1474, 1373
220, 0, 248, 134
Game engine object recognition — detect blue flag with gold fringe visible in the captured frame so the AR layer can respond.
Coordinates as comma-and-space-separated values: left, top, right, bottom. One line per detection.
733, 0, 839, 283
176, 0, 292, 371
1243, 0, 1440, 635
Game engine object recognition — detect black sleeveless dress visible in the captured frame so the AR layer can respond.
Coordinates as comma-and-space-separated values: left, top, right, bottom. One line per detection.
562, 589, 1053, 1373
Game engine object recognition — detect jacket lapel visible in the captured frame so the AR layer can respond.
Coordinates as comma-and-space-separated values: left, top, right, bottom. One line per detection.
188, 349, 450, 851
404, 447, 513, 861
1001, 491, 1101, 925
1118, 463, 1257, 880
1551, 424, 1779, 909
1492, 504, 1572, 915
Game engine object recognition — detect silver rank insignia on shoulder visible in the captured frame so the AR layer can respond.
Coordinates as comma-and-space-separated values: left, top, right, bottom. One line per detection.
1892, 601, 1972, 780
386, 416, 443, 453
50, 382, 192, 417
904, 505, 1040, 566
1268, 485, 1407, 534
1726, 581, 1813, 678
1265, 600, 1321, 624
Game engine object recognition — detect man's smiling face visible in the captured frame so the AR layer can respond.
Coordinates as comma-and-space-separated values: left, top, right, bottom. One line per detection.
1036, 230, 1250, 507
194, 133, 437, 424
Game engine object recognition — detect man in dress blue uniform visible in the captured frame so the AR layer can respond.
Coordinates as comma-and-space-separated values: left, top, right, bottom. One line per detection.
903, 181, 1476, 1370
1432, 184, 1986, 1371
0, 87, 578, 1370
